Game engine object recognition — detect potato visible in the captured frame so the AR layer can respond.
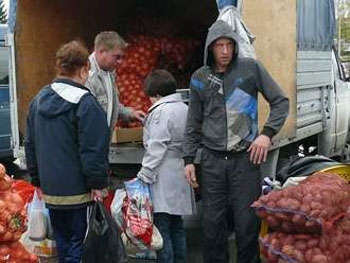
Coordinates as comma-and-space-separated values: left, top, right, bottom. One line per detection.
311, 254, 328, 263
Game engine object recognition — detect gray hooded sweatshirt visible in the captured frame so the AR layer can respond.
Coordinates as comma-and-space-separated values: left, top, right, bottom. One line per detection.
183, 20, 289, 164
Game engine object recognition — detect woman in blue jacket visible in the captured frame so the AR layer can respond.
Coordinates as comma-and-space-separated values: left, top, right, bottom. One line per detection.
25, 40, 109, 263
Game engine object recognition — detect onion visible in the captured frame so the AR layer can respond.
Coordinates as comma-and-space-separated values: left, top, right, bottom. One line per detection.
0, 163, 5, 177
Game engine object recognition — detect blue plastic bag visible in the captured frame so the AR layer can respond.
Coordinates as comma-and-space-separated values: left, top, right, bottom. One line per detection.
123, 178, 153, 246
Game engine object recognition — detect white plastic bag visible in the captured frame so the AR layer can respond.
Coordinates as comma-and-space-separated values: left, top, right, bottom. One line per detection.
111, 187, 163, 253
111, 188, 126, 230
120, 224, 163, 254
20, 231, 58, 257
27, 189, 47, 241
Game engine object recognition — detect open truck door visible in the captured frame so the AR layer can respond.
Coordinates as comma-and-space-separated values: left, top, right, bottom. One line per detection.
7, 0, 22, 161
332, 48, 350, 160
0, 24, 12, 161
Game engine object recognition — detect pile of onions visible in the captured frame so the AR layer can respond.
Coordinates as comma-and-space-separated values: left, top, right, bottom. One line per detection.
117, 73, 152, 113
0, 191, 26, 242
0, 242, 38, 263
115, 17, 202, 128
12, 180, 35, 205
252, 173, 350, 234
117, 35, 161, 79
158, 37, 201, 70
0, 163, 38, 263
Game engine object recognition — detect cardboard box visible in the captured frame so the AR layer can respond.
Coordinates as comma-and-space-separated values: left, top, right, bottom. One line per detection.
33, 239, 58, 257
21, 232, 58, 258
112, 127, 143, 144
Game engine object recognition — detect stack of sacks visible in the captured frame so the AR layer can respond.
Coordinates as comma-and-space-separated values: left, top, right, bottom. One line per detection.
252, 173, 350, 263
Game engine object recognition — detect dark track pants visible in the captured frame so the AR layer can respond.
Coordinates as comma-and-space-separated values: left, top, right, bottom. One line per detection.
49, 207, 88, 263
200, 148, 262, 263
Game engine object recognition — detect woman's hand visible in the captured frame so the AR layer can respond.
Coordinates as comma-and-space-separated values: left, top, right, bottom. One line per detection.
91, 188, 108, 202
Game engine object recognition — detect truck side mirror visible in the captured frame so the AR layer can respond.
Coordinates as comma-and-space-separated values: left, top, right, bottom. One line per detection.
341, 62, 350, 81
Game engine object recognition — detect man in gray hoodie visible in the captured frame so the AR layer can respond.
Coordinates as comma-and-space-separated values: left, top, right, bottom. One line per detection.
183, 20, 289, 263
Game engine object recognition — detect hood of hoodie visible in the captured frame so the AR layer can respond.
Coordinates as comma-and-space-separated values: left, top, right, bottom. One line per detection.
204, 20, 240, 67
37, 79, 90, 118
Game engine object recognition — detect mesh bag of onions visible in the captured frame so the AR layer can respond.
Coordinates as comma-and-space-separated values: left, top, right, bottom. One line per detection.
252, 173, 350, 234
0, 164, 28, 243
260, 219, 350, 263
0, 163, 38, 263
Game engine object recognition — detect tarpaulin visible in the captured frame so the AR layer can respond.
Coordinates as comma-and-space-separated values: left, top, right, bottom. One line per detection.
216, 0, 256, 58
297, 0, 335, 51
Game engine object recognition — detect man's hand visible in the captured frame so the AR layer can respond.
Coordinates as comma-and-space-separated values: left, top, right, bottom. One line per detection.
185, 164, 199, 188
247, 134, 271, 165
91, 188, 108, 202
131, 109, 146, 123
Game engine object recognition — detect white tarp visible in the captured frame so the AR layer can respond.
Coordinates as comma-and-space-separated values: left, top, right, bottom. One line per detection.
217, 4, 256, 59
216, 0, 336, 56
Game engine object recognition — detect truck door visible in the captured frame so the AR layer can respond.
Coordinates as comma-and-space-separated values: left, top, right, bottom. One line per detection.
332, 48, 350, 154
0, 24, 12, 161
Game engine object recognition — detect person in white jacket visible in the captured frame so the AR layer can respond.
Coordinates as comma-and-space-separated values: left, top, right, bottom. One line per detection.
137, 69, 195, 263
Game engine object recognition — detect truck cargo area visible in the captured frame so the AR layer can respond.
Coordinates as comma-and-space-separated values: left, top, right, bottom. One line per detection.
13, 0, 297, 147
11, 0, 348, 168
14, 0, 216, 133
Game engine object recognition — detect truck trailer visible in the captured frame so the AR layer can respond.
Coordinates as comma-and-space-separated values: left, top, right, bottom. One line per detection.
6, 0, 350, 179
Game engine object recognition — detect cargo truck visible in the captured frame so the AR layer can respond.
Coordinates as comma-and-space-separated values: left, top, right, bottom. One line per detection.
6, 0, 350, 179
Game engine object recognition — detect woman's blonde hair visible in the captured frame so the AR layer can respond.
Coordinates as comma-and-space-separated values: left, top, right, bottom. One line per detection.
94, 31, 127, 51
